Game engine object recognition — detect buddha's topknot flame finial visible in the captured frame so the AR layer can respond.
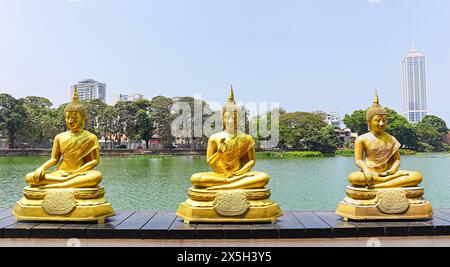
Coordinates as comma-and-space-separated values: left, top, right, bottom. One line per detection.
72, 85, 79, 103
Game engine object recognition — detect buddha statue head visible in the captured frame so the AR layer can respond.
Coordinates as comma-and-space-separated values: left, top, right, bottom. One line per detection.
222, 86, 240, 135
366, 91, 388, 135
64, 86, 87, 132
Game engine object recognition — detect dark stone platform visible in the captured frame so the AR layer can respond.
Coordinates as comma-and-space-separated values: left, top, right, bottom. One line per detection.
2, 209, 450, 239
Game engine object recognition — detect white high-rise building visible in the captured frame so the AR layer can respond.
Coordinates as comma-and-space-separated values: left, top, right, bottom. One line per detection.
403, 44, 428, 123
71, 79, 107, 102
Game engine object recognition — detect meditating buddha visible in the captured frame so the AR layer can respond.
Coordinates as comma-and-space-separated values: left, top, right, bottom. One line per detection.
177, 88, 282, 224
336, 92, 433, 221
13, 87, 115, 223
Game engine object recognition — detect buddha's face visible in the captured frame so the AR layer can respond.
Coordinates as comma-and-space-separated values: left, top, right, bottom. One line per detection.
368, 114, 387, 135
65, 111, 85, 132
223, 111, 237, 132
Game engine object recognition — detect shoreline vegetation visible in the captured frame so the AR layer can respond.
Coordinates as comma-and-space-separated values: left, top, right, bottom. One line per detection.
1, 94, 448, 156
2, 149, 447, 158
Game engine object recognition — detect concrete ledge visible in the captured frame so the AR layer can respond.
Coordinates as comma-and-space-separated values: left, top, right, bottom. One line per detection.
2, 209, 450, 240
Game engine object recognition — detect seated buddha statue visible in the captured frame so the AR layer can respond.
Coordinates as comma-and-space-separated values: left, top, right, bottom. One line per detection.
13, 87, 114, 223
348, 93, 423, 189
25, 90, 102, 189
336, 91, 432, 221
177, 87, 282, 224
191, 89, 269, 191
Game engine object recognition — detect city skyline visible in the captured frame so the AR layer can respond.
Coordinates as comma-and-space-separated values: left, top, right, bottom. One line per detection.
1, 0, 449, 124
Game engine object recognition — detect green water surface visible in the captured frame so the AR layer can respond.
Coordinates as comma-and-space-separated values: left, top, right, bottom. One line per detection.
0, 155, 449, 211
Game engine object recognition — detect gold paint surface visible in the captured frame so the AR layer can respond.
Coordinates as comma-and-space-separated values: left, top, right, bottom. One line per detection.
13, 87, 115, 223
336, 92, 433, 221
177, 88, 282, 223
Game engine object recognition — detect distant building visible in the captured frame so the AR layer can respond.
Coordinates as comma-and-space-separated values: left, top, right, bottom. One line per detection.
447, 132, 450, 145
313, 111, 341, 128
334, 128, 358, 149
325, 112, 341, 128
116, 94, 129, 103
72, 79, 106, 102
150, 134, 164, 150
114, 93, 144, 104
403, 44, 428, 123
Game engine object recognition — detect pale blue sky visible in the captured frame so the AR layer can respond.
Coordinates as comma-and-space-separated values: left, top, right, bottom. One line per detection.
0, 0, 449, 124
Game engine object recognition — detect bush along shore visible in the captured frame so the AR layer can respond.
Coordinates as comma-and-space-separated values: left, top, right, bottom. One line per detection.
256, 151, 324, 158
1, 149, 447, 157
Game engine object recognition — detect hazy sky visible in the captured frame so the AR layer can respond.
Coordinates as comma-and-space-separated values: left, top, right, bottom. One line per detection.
0, 0, 449, 124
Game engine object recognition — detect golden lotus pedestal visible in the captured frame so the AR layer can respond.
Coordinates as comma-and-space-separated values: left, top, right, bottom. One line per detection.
177, 187, 283, 224
13, 187, 115, 224
336, 186, 433, 221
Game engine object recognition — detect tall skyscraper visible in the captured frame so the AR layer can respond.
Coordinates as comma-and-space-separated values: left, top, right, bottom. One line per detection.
71, 79, 107, 102
403, 44, 428, 123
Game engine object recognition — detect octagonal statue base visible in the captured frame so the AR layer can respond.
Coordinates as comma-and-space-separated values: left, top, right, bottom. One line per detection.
336, 186, 433, 221
176, 187, 283, 224
13, 187, 115, 224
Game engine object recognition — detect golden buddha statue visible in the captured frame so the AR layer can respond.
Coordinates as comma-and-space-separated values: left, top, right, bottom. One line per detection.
13, 87, 115, 223
177, 88, 282, 224
336, 92, 433, 221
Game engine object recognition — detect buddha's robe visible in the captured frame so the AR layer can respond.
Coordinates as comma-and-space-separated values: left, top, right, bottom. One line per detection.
191, 133, 269, 190
212, 134, 255, 174
57, 131, 100, 172
364, 133, 401, 173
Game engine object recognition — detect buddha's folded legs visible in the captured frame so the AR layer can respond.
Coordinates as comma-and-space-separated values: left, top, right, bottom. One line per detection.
208, 171, 270, 190
191, 171, 270, 190
26, 170, 103, 189
348, 171, 423, 188
191, 172, 228, 188
371, 171, 423, 189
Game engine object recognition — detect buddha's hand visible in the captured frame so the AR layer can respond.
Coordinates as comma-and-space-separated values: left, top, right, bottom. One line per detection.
363, 169, 374, 187
60, 170, 75, 177
218, 138, 227, 154
33, 167, 46, 184
380, 169, 396, 177
225, 172, 236, 178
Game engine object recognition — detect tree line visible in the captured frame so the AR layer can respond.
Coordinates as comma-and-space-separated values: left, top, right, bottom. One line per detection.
1, 93, 448, 153
0, 94, 172, 149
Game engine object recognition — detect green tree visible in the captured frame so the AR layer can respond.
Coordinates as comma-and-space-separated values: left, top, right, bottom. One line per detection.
99, 105, 115, 149
254, 108, 285, 150
343, 110, 367, 135
385, 108, 418, 149
20, 96, 58, 144
136, 109, 154, 149
84, 99, 108, 139
421, 115, 448, 135
415, 115, 449, 151
150, 96, 175, 149
55, 103, 69, 133
112, 101, 140, 148
415, 122, 442, 151
0, 94, 28, 148
173, 96, 206, 149
279, 112, 328, 150
303, 125, 339, 154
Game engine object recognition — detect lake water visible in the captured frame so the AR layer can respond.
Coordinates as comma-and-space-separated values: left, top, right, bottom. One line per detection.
0, 154, 449, 211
